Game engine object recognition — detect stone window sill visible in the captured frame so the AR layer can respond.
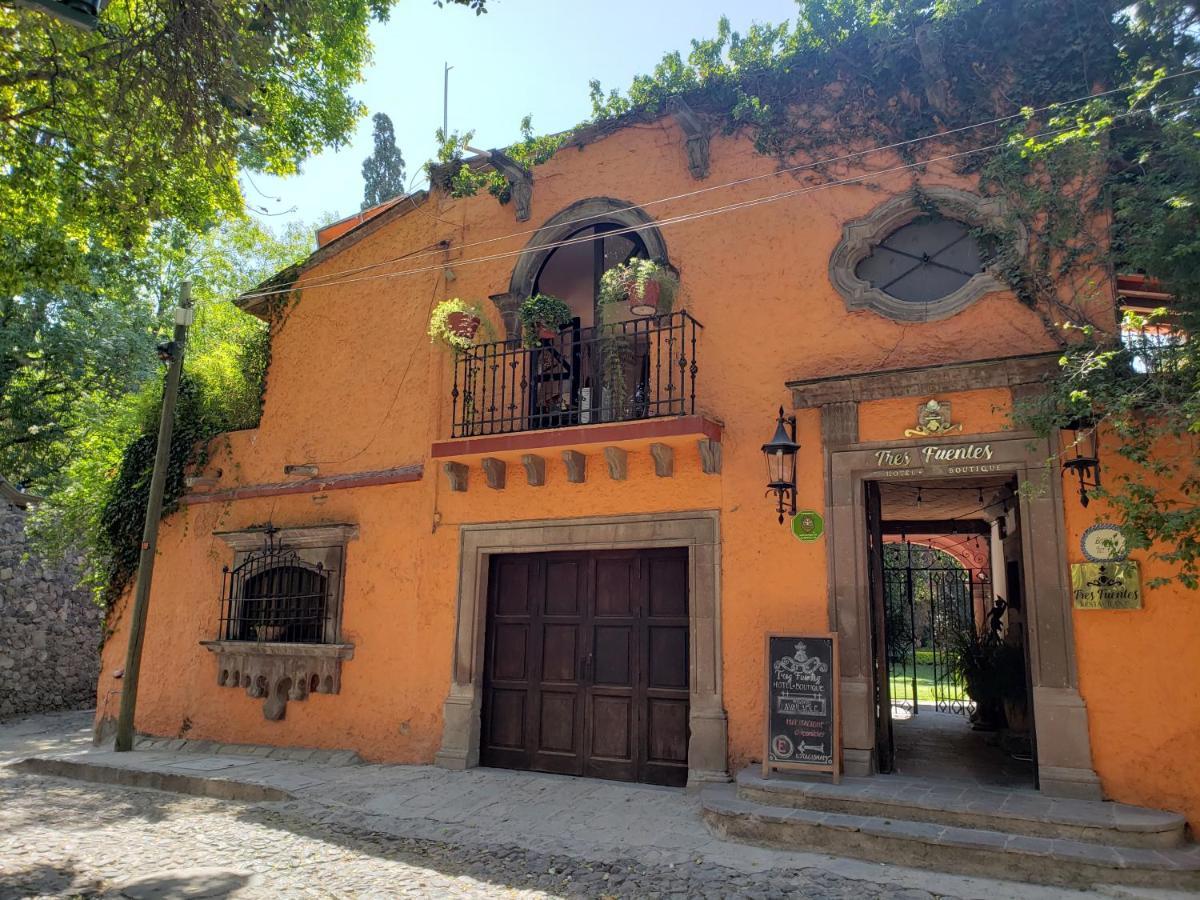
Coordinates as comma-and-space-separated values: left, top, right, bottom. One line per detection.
200, 640, 354, 721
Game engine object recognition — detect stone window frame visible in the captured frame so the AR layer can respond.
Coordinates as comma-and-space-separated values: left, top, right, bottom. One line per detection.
201, 523, 357, 720
434, 510, 728, 790
829, 186, 1026, 323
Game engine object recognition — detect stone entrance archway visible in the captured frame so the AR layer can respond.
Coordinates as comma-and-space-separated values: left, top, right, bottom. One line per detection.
790, 355, 1103, 799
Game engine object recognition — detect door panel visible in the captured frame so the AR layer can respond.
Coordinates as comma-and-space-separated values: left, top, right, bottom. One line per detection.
481, 548, 690, 786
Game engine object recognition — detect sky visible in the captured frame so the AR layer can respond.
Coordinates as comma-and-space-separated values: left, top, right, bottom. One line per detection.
247, 0, 800, 231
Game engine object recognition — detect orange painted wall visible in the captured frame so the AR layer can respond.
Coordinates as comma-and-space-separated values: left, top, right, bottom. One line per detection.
858, 388, 1014, 443
1065, 431, 1200, 829
94, 111, 1195, 825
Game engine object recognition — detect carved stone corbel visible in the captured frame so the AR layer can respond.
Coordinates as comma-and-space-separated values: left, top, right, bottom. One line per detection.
488, 149, 533, 222
521, 454, 546, 486
698, 438, 722, 475
604, 447, 628, 481
670, 99, 710, 180
444, 462, 468, 492
562, 450, 586, 484
649, 443, 674, 477
481, 457, 506, 490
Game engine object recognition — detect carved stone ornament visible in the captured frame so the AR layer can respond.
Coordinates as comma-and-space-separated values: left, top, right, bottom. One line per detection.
201, 641, 355, 721
904, 399, 964, 437
829, 186, 1027, 322
206, 523, 357, 720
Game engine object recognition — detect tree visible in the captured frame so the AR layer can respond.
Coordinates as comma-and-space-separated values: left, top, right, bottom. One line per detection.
27, 215, 314, 603
361, 113, 407, 209
0, 0, 488, 303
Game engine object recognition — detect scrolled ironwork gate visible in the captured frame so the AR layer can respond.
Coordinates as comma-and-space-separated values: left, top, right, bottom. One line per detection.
884, 543, 982, 716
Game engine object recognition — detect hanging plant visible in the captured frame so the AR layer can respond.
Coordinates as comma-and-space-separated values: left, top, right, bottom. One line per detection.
428, 298, 491, 352
598, 259, 679, 318
517, 293, 573, 348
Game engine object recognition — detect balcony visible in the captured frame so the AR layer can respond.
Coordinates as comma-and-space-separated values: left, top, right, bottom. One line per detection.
448, 311, 703, 438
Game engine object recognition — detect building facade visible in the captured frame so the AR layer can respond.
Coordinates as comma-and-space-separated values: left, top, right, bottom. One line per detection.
94, 107, 1200, 830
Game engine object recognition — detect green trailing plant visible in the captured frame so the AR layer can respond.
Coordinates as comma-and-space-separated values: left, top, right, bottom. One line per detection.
427, 298, 492, 352
428, 117, 567, 203
949, 624, 1028, 728
517, 294, 573, 348
598, 259, 679, 315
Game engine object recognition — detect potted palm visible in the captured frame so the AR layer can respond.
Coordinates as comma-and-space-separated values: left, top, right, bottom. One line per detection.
599, 258, 679, 318
518, 293, 573, 348
428, 298, 490, 352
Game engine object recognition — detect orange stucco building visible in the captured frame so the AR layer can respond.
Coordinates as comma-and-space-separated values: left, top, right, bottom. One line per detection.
95, 104, 1200, 834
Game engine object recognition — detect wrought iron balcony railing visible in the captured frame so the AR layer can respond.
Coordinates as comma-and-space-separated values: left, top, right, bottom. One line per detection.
450, 311, 702, 438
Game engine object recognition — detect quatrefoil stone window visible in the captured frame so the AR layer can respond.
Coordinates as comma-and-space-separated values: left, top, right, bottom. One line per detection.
829, 187, 1025, 322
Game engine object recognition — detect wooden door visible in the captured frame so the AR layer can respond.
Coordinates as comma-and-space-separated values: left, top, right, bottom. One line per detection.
865, 480, 895, 773
480, 549, 689, 787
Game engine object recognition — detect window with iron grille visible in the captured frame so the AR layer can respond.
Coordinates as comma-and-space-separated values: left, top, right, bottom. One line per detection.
214, 524, 353, 647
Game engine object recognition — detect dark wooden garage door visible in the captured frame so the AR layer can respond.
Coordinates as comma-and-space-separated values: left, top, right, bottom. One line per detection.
480, 549, 690, 787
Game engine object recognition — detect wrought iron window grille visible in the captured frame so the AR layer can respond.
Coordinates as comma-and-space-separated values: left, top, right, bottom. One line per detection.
449, 310, 702, 438
218, 525, 340, 645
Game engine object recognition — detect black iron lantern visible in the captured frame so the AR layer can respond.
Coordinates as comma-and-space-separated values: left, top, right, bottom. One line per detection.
762, 406, 800, 524
1060, 417, 1101, 507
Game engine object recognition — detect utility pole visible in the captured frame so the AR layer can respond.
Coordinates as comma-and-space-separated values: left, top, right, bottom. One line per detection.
114, 281, 194, 752
443, 62, 453, 136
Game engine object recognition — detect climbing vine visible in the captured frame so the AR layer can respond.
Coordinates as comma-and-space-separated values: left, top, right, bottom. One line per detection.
431, 0, 1200, 584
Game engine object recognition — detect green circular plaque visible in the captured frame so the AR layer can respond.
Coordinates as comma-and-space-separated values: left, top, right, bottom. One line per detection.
791, 510, 824, 542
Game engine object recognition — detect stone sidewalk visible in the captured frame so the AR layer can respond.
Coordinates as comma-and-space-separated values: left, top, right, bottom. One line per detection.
0, 711, 1182, 899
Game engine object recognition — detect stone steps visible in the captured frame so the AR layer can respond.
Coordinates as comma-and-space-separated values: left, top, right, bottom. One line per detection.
701, 773, 1200, 891
734, 768, 1188, 849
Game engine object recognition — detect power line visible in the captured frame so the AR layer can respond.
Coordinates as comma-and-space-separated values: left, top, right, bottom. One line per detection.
240, 68, 1200, 297
235, 95, 1200, 306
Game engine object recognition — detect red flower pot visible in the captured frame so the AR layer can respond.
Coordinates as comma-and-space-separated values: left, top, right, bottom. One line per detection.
628, 279, 660, 317
446, 311, 481, 341
538, 323, 559, 340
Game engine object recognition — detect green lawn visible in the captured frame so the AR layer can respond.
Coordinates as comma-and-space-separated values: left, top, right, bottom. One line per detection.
889, 661, 969, 706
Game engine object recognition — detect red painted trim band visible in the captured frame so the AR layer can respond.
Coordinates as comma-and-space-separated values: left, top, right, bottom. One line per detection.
430, 415, 722, 459
182, 464, 424, 505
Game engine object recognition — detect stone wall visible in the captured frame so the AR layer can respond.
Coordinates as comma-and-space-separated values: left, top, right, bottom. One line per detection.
0, 499, 101, 719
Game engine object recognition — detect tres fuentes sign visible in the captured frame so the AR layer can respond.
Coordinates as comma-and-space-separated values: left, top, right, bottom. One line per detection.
871, 443, 1002, 476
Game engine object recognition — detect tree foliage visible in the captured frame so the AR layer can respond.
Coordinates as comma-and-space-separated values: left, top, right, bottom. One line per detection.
361, 113, 407, 209
27, 217, 313, 606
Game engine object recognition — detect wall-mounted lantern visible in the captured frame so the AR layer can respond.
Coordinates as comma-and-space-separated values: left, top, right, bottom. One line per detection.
762, 406, 800, 524
1060, 417, 1101, 507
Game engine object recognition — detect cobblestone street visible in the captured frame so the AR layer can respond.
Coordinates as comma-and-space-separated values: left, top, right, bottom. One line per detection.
0, 713, 1104, 899
0, 769, 948, 900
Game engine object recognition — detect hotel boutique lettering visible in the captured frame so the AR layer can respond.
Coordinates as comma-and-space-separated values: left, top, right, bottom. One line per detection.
872, 443, 1005, 476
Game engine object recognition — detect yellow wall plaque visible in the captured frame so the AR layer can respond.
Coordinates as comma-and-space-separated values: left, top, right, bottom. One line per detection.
1071, 561, 1142, 609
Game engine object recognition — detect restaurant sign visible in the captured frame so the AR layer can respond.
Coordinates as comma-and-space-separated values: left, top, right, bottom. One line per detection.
1071, 561, 1142, 610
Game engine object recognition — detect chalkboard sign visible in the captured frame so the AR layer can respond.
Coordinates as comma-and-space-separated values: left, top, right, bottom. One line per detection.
764, 633, 840, 780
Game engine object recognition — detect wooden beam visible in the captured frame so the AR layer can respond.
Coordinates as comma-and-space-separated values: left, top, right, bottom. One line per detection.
881, 519, 990, 535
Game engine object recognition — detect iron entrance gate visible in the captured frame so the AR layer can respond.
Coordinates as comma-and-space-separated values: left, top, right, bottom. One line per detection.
883, 543, 982, 716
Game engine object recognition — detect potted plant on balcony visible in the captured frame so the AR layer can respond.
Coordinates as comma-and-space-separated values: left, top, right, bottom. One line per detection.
517, 293, 573, 348
598, 258, 679, 319
428, 298, 491, 352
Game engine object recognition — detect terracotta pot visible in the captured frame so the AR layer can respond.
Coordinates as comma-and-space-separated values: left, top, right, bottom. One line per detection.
628, 279, 660, 317
445, 311, 481, 341
537, 323, 559, 341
